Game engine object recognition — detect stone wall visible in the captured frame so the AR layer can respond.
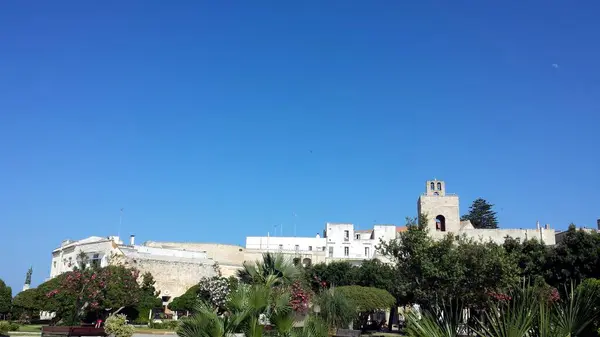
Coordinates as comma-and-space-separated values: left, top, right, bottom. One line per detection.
429, 227, 556, 245
130, 257, 217, 299
418, 195, 461, 232
143, 242, 246, 277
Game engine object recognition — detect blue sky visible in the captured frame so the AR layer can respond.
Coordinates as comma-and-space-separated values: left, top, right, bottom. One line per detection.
1, 1, 598, 292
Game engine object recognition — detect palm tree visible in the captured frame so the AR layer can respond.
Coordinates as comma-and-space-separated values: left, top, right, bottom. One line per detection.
405, 282, 599, 337
237, 253, 301, 287
313, 288, 355, 334
177, 283, 297, 337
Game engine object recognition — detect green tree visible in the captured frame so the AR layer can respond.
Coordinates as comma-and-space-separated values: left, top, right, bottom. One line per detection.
313, 288, 355, 333
0, 279, 12, 317
304, 261, 357, 291
168, 285, 200, 314
125, 272, 162, 323
336, 286, 395, 330
11, 289, 39, 321
545, 224, 600, 287
379, 215, 518, 310
503, 237, 549, 283
460, 198, 499, 229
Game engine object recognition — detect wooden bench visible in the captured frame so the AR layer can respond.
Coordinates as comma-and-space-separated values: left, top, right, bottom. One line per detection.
334, 329, 361, 337
41, 326, 107, 337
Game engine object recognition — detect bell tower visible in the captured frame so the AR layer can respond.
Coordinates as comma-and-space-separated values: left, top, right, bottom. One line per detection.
418, 179, 461, 233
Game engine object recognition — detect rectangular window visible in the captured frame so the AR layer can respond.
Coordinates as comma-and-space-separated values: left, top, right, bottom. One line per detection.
278, 244, 283, 250
355, 234, 360, 240
365, 247, 370, 257
295, 245, 299, 252
322, 246, 326, 252
344, 247, 349, 257
308, 246, 312, 251
328, 247, 333, 257
344, 230, 349, 241
91, 254, 101, 268
53, 261, 57, 268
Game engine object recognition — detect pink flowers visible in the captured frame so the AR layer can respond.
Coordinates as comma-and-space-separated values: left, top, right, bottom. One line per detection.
46, 289, 59, 298
290, 281, 311, 313
487, 291, 512, 302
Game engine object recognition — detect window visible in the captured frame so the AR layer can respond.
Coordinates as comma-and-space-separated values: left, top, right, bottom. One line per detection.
365, 247, 370, 256
322, 246, 326, 251
355, 234, 360, 240
278, 244, 283, 250
430, 182, 435, 190
437, 182, 442, 190
344, 230, 349, 241
344, 247, 349, 257
53, 261, 57, 268
91, 254, 101, 268
328, 247, 333, 257
295, 245, 299, 252
308, 246, 312, 251
435, 215, 446, 232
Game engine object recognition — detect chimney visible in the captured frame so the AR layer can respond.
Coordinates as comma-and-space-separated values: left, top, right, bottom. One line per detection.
545, 224, 550, 230
130, 235, 135, 245
536, 221, 540, 230
597, 219, 600, 230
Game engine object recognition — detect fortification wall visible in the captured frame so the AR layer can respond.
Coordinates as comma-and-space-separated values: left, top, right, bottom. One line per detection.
143, 241, 246, 277
430, 228, 556, 245
131, 258, 217, 299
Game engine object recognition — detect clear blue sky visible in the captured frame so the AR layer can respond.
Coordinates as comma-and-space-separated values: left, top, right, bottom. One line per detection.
1, 1, 598, 292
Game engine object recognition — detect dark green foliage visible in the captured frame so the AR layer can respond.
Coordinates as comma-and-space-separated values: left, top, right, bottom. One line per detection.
136, 272, 162, 314
168, 284, 200, 313
0, 279, 12, 315
461, 198, 499, 229
11, 288, 39, 321
378, 215, 519, 309
546, 224, 600, 286
336, 286, 395, 330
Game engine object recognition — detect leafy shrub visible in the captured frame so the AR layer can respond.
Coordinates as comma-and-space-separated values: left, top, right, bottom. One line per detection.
0, 321, 9, 335
148, 320, 178, 330
0, 322, 19, 333
104, 314, 135, 337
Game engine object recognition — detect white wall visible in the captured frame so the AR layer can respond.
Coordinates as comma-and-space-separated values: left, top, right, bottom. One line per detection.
244, 223, 396, 264
324, 223, 395, 260
50, 239, 115, 278
246, 236, 326, 253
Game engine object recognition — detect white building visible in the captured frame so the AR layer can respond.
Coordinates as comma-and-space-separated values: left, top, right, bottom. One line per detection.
245, 222, 398, 266
48, 235, 217, 305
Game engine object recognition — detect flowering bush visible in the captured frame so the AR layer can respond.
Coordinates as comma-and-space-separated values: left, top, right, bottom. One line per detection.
290, 281, 311, 313
43, 266, 142, 321
197, 276, 231, 309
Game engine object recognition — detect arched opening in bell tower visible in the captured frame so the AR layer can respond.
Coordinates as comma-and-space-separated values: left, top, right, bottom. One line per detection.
435, 215, 446, 232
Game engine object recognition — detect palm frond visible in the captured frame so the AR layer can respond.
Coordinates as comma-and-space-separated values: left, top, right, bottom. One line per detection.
552, 282, 598, 337
475, 285, 538, 337
405, 299, 466, 337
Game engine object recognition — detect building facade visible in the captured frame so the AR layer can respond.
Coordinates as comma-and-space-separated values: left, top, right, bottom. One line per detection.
49, 235, 217, 303
418, 179, 556, 245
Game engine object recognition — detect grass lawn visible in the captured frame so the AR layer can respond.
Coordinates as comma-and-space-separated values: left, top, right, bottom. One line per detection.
15, 325, 43, 333
133, 327, 176, 334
